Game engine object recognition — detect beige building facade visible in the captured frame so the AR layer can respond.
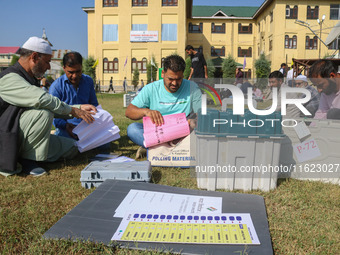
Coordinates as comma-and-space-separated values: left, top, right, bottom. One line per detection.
84, 0, 340, 83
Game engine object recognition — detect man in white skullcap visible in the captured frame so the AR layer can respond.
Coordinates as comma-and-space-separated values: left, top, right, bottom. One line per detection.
293, 75, 320, 117
0, 36, 97, 177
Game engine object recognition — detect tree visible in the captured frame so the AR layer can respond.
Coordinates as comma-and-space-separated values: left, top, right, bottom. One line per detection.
206, 59, 216, 78
132, 68, 140, 91
254, 53, 271, 90
222, 54, 237, 78
83, 56, 96, 82
183, 57, 191, 79
10, 55, 19, 66
147, 56, 158, 84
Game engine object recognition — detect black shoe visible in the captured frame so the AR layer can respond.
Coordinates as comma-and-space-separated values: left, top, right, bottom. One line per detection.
19, 159, 46, 177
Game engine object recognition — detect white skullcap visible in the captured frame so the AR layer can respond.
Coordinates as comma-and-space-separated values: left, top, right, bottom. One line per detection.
295, 75, 308, 83
21, 36, 52, 55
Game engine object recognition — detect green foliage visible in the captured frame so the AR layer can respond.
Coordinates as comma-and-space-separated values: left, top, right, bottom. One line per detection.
10, 54, 19, 66
184, 57, 191, 79
83, 56, 96, 82
206, 59, 216, 78
222, 54, 237, 78
132, 68, 140, 90
254, 53, 271, 90
147, 56, 158, 84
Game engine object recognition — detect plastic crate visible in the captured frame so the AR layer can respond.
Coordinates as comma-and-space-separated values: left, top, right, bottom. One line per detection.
280, 118, 340, 184
195, 109, 284, 191
123, 93, 137, 107
80, 161, 151, 189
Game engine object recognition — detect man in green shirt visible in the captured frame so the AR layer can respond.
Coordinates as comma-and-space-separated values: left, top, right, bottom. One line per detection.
0, 37, 96, 176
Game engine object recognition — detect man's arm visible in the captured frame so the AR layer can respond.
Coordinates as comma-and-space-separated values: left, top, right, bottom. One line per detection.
204, 65, 208, 79
188, 67, 194, 80
125, 104, 164, 126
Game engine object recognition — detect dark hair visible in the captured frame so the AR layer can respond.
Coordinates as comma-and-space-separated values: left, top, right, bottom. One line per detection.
281, 63, 286, 67
63, 51, 83, 67
269, 71, 284, 79
185, 45, 194, 51
309, 59, 337, 78
163, 54, 186, 73
18, 48, 42, 58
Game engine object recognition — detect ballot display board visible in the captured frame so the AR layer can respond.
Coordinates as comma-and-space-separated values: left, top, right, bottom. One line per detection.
112, 212, 260, 245
43, 180, 273, 254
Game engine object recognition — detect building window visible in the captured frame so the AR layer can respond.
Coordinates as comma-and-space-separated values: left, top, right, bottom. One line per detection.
211, 23, 225, 33
246, 69, 252, 79
330, 4, 340, 20
328, 35, 340, 49
307, 6, 319, 19
270, 11, 273, 22
238, 47, 252, 57
188, 22, 203, 33
162, 0, 177, 6
132, 0, 148, 6
162, 24, 177, 41
211, 46, 225, 57
286, 5, 298, 19
306, 36, 318, 49
103, 24, 118, 41
131, 24, 148, 31
103, 58, 118, 73
132, 58, 147, 73
103, 0, 118, 7
113, 58, 119, 73
269, 39, 273, 51
238, 23, 252, 34
285, 35, 297, 49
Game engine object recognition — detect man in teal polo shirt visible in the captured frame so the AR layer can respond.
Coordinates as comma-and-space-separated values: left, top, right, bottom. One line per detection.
125, 54, 201, 158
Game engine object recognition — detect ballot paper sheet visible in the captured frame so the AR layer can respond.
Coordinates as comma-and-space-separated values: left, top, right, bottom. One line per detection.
73, 105, 120, 152
114, 189, 222, 218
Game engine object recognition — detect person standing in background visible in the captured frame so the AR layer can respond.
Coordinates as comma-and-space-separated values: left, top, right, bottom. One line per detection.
185, 45, 208, 80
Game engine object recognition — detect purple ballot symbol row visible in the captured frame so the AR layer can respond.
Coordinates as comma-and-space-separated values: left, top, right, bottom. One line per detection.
132, 213, 242, 221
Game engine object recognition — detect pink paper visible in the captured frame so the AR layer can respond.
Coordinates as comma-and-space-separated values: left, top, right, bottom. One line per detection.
143, 113, 190, 148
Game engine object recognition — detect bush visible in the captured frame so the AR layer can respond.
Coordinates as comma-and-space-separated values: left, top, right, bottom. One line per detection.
184, 57, 191, 79
206, 59, 216, 78
132, 68, 139, 90
147, 56, 158, 83
222, 54, 237, 78
83, 56, 96, 82
254, 53, 271, 90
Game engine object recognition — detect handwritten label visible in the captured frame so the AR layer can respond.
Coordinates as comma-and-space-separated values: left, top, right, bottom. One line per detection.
293, 138, 321, 163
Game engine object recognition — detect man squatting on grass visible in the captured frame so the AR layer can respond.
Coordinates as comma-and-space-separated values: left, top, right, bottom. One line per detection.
0, 37, 96, 177
125, 54, 202, 158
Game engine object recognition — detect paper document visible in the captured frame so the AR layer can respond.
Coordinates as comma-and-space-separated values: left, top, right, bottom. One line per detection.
114, 189, 222, 218
73, 105, 120, 152
143, 113, 190, 148
112, 212, 260, 245
293, 138, 321, 163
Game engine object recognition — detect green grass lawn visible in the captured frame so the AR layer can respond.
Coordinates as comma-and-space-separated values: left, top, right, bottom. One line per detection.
0, 93, 339, 254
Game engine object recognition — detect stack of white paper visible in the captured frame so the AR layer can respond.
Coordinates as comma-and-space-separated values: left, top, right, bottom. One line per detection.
73, 105, 120, 152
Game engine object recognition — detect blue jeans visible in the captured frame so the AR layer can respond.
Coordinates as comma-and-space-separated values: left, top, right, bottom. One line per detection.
127, 122, 145, 147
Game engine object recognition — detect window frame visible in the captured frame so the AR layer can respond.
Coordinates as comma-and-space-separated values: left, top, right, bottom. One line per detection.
330, 4, 340, 20
305, 36, 318, 50
103, 0, 118, 7
211, 46, 225, 57
132, 0, 148, 7
162, 0, 178, 6
286, 5, 298, 19
307, 6, 319, 19
188, 22, 203, 33
238, 23, 252, 34
284, 35, 297, 49
131, 57, 147, 73
238, 47, 252, 58
211, 23, 225, 34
